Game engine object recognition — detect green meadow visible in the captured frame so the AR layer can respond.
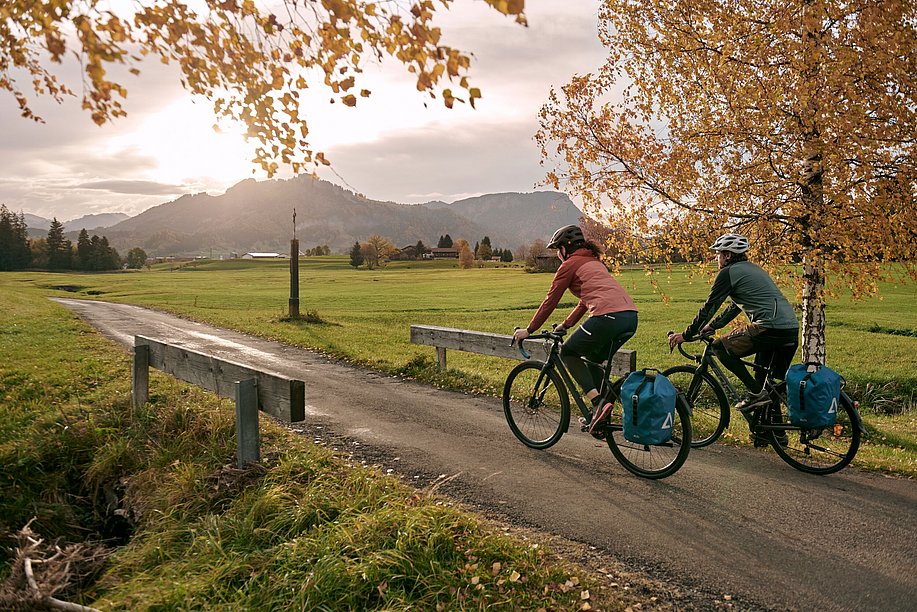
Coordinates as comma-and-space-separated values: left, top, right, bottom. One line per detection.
0, 259, 914, 607
7, 256, 916, 474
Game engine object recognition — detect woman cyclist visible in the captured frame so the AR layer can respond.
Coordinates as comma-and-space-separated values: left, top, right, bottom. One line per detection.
513, 224, 638, 435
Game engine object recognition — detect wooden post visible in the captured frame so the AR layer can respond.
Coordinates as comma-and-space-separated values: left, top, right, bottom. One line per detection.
436, 346, 447, 369
132, 343, 149, 409
289, 238, 300, 319
235, 378, 260, 467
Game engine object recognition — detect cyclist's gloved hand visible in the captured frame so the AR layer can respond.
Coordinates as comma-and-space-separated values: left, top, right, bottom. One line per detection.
552, 323, 567, 334
513, 328, 530, 344
700, 324, 714, 336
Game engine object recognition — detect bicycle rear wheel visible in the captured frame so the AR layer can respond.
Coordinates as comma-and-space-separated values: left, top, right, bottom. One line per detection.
662, 365, 729, 447
769, 387, 861, 475
503, 360, 570, 449
604, 380, 693, 479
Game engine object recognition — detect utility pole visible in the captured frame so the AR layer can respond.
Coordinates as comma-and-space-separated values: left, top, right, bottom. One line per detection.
289, 206, 300, 319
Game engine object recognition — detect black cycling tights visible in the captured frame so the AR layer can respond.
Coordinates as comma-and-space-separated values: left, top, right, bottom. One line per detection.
560, 310, 638, 397
711, 340, 797, 394
711, 343, 760, 391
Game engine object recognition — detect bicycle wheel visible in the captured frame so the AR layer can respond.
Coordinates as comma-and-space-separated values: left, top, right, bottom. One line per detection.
662, 365, 729, 447
503, 360, 570, 449
769, 386, 862, 475
604, 380, 693, 479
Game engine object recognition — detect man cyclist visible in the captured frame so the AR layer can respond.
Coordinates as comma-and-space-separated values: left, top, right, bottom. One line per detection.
668, 233, 799, 445
513, 224, 638, 437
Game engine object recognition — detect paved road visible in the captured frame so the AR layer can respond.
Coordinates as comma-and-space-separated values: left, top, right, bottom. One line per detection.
54, 298, 917, 611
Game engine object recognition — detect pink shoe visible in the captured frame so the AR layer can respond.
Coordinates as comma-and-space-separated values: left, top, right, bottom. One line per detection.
588, 402, 613, 434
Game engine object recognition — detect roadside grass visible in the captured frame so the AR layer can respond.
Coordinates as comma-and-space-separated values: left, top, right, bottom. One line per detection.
1, 281, 631, 609
11, 258, 915, 476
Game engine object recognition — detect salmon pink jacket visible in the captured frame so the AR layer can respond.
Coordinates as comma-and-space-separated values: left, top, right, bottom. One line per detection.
526, 248, 637, 333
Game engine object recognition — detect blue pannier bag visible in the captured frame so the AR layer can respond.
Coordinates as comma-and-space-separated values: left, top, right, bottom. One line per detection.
621, 369, 676, 445
786, 363, 840, 429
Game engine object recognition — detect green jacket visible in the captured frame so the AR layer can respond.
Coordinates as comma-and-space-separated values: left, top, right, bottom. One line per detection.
684, 260, 798, 339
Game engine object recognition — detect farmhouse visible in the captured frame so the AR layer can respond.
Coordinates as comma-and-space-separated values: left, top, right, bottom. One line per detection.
241, 252, 286, 259
534, 253, 561, 272
430, 247, 459, 259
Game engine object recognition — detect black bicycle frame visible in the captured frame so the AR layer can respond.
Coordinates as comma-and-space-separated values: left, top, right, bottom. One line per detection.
527, 335, 619, 430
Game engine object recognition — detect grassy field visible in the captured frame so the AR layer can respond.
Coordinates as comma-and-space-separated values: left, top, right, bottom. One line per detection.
1, 275, 655, 610
8, 257, 916, 475
1, 260, 914, 607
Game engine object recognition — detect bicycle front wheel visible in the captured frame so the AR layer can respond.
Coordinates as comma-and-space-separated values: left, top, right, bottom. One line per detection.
605, 380, 693, 479
503, 360, 570, 449
770, 387, 861, 475
662, 365, 729, 447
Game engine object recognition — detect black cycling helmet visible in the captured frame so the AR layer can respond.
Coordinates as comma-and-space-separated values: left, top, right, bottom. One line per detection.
547, 224, 585, 249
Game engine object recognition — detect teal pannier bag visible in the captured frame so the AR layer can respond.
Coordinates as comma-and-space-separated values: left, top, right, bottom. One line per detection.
786, 363, 840, 429
621, 370, 676, 445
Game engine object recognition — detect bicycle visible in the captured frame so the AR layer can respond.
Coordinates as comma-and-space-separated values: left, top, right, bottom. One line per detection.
502, 328, 692, 479
664, 332, 864, 475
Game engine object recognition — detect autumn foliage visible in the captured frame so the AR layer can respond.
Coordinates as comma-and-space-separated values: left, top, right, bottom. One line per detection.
2, 0, 525, 175
537, 0, 915, 360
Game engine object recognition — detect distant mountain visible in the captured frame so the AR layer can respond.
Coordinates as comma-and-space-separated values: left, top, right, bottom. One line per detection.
420, 192, 582, 245
24, 212, 131, 238
66, 212, 130, 231
24, 213, 52, 232
99, 176, 586, 257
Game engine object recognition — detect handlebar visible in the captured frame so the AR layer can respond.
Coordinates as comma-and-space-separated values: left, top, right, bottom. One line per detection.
512, 326, 566, 360
667, 330, 715, 361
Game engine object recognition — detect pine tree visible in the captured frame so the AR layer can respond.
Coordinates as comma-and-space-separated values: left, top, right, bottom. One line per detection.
349, 241, 364, 268
76, 229, 92, 270
0, 205, 31, 270
46, 218, 72, 270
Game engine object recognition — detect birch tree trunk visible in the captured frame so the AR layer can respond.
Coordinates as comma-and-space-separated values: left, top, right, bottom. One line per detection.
798, 0, 827, 365
801, 252, 827, 364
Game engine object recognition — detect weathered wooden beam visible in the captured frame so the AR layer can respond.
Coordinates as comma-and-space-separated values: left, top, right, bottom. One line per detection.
409, 325, 636, 377
132, 343, 150, 409
134, 335, 305, 422
235, 378, 260, 467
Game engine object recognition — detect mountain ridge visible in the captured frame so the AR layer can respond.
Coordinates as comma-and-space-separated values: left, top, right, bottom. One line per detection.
27, 176, 584, 256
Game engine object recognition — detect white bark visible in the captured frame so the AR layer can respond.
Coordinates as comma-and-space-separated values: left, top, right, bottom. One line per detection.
801, 254, 826, 364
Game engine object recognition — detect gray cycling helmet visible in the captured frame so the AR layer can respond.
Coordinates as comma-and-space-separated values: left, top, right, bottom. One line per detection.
547, 224, 585, 249
709, 233, 750, 254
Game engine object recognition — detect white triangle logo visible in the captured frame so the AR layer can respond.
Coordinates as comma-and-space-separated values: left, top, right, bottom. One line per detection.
829, 397, 838, 414
662, 412, 673, 429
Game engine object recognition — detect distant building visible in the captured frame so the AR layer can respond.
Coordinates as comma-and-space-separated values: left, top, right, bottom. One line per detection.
241, 252, 286, 259
534, 253, 561, 272
388, 245, 418, 261
430, 247, 459, 259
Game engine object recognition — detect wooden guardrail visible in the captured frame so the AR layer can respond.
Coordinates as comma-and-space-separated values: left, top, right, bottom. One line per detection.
409, 325, 636, 376
132, 335, 305, 467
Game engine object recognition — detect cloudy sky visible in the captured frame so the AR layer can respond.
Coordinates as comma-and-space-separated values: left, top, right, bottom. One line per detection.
1, 1, 607, 222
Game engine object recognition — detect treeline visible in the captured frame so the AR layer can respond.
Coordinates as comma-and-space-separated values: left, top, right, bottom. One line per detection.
347, 234, 515, 270
437, 234, 514, 262
0, 205, 147, 271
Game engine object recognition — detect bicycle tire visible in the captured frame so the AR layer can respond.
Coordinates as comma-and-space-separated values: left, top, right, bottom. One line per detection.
769, 386, 861, 475
503, 360, 570, 449
604, 380, 693, 479
662, 365, 730, 447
